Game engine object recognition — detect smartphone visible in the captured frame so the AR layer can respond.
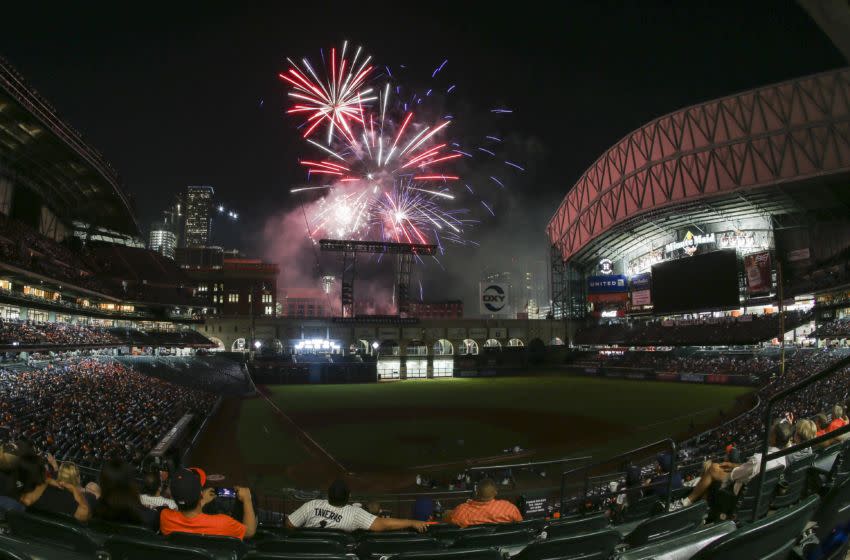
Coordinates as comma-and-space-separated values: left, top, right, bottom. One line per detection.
215, 487, 237, 498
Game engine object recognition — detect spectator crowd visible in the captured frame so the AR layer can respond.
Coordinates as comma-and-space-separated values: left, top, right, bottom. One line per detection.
0, 319, 121, 347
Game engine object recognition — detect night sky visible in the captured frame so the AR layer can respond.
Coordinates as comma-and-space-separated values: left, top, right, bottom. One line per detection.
0, 1, 844, 304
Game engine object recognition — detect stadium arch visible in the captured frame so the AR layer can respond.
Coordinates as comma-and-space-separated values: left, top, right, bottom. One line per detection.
483, 338, 502, 350
206, 336, 225, 351
433, 339, 454, 355
507, 338, 525, 347
458, 339, 479, 356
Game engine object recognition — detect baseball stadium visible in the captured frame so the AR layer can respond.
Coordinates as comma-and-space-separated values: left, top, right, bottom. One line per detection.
1, 5, 850, 559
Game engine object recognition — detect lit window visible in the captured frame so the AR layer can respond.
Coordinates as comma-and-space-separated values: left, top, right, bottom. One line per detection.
264, 306, 273, 315
262, 293, 272, 303
228, 293, 239, 303
197, 283, 208, 292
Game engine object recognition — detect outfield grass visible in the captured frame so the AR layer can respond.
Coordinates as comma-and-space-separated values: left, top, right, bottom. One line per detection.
239, 376, 751, 473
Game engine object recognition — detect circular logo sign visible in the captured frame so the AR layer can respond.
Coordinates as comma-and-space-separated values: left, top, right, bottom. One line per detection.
482, 285, 507, 312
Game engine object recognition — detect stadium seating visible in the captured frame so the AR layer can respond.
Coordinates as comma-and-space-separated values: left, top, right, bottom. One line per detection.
256, 538, 347, 554
6, 510, 100, 555
512, 528, 621, 560
731, 465, 785, 522
623, 501, 707, 547
614, 521, 736, 560
355, 537, 441, 559
105, 536, 217, 560
167, 532, 249, 560
426, 525, 493, 545
390, 549, 503, 560
688, 494, 820, 560
771, 454, 815, 509
449, 528, 535, 556
277, 530, 356, 547
544, 513, 609, 537
810, 475, 850, 543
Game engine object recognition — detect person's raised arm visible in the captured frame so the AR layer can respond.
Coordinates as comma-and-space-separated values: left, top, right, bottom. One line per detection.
370, 517, 428, 533
236, 487, 257, 539
58, 480, 90, 522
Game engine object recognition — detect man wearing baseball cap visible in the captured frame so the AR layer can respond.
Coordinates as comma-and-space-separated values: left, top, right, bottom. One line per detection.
160, 468, 256, 540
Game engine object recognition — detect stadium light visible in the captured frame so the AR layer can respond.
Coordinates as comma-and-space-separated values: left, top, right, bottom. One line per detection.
371, 341, 379, 350
218, 205, 224, 212
253, 340, 262, 349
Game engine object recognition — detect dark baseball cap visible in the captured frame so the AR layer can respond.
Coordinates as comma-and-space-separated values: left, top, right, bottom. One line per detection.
328, 479, 350, 506
170, 468, 202, 508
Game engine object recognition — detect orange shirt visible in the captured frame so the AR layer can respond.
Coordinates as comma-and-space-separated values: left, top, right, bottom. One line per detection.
449, 499, 522, 528
160, 509, 246, 540
828, 418, 847, 432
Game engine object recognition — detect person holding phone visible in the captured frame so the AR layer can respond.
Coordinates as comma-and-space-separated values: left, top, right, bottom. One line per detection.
159, 468, 256, 540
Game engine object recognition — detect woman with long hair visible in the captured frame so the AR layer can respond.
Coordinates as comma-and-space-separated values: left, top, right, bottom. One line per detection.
93, 458, 157, 530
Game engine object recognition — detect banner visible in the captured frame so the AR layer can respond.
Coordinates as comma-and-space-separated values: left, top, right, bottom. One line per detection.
631, 290, 651, 306
587, 275, 628, 293
744, 251, 771, 294
479, 283, 510, 315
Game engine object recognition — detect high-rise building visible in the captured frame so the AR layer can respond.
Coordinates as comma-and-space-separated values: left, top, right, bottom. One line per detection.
183, 186, 214, 247
148, 221, 177, 259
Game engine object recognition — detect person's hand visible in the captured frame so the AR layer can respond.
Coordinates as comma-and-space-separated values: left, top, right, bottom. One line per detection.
200, 487, 216, 505
236, 486, 251, 503
410, 520, 428, 533
46, 453, 58, 471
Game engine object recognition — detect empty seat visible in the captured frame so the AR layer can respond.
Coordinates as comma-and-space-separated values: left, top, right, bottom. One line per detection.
772, 455, 815, 509
257, 538, 347, 555
6, 510, 100, 556
544, 514, 609, 537
624, 501, 707, 547
88, 518, 163, 541
426, 526, 494, 545
391, 549, 503, 560
105, 536, 217, 560
622, 495, 661, 521
616, 521, 736, 560
810, 474, 850, 543
734, 466, 785, 522
283, 530, 356, 547
167, 532, 249, 560
689, 494, 820, 560
450, 528, 535, 556
491, 518, 545, 533
513, 529, 621, 560
356, 537, 441, 558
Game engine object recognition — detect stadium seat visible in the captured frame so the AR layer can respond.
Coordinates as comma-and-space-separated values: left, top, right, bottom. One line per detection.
257, 538, 347, 554
352, 530, 426, 540
614, 521, 736, 560
810, 474, 850, 543
490, 517, 546, 533
426, 525, 494, 545
390, 549, 503, 560
355, 536, 442, 559
105, 536, 218, 560
244, 554, 355, 560
283, 530, 356, 547
449, 528, 535, 556
772, 454, 815, 509
167, 531, 249, 560
544, 513, 609, 537
728, 466, 784, 522
622, 495, 661, 521
688, 494, 820, 560
512, 528, 621, 560
6, 510, 100, 556
623, 501, 707, 547
0, 535, 31, 560
88, 518, 163, 541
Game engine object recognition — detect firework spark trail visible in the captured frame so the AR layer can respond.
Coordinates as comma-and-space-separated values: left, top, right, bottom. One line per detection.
282, 42, 519, 246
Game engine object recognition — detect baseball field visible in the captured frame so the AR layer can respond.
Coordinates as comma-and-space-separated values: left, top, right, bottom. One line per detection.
192, 375, 752, 493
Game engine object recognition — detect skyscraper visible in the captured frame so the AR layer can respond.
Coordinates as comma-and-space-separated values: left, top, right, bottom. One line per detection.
183, 185, 214, 247
148, 221, 177, 259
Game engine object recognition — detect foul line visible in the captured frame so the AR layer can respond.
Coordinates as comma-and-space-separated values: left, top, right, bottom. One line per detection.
255, 388, 349, 474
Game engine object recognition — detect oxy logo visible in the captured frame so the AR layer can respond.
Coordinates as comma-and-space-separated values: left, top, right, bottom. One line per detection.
482, 284, 507, 312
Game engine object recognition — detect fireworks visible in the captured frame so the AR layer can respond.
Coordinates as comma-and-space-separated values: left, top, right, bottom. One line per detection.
281, 41, 516, 247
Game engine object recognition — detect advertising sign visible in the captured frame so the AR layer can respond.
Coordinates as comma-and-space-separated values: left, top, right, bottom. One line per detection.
479, 283, 510, 315
587, 275, 628, 293
744, 251, 772, 294
664, 231, 715, 256
630, 273, 651, 289
631, 290, 651, 306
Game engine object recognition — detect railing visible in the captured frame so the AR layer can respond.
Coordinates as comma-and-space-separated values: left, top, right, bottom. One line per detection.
560, 438, 677, 514
750, 352, 850, 521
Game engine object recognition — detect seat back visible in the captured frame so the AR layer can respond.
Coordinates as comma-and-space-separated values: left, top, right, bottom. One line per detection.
491, 518, 545, 533
6, 510, 99, 555
105, 536, 217, 560
736, 466, 784, 522
812, 474, 850, 542
285, 530, 356, 547
427, 525, 493, 545
772, 455, 815, 509
689, 494, 820, 560
392, 549, 504, 560
514, 528, 621, 560
356, 537, 441, 558
450, 528, 534, 553
88, 518, 162, 541
827, 440, 850, 487
623, 495, 661, 521
256, 538, 346, 554
167, 531, 248, 560
625, 501, 707, 547
544, 514, 609, 538
0, 535, 30, 560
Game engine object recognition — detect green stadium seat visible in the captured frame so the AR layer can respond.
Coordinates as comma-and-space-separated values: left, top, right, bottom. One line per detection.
356, 536, 442, 559
390, 549, 503, 560
0, 535, 31, 560
284, 530, 356, 547
772, 454, 815, 509
614, 521, 736, 560
6, 510, 100, 556
688, 494, 820, 560
244, 553, 355, 560
810, 474, 850, 543
426, 525, 494, 545
449, 528, 535, 556
512, 528, 621, 560
733, 466, 784, 522
257, 538, 347, 554
623, 501, 707, 547
352, 530, 426, 540
490, 518, 545, 533
88, 518, 163, 542
544, 513, 609, 537
622, 495, 661, 521
105, 535, 218, 560
167, 531, 249, 560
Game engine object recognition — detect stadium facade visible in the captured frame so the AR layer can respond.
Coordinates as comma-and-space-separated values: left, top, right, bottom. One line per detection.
547, 67, 850, 333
